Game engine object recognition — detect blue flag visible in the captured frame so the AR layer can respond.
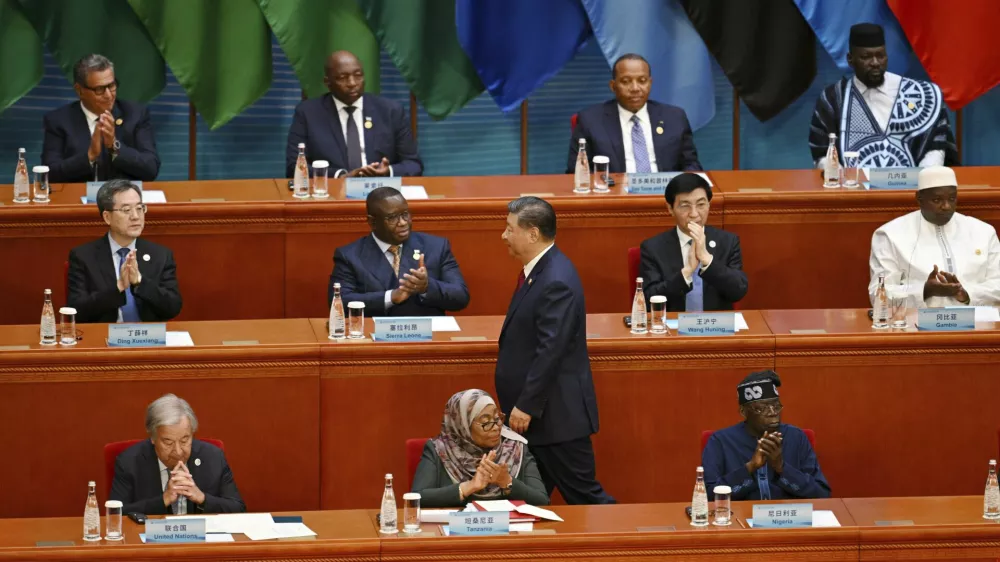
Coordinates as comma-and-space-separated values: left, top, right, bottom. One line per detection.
455, 0, 591, 112
793, 0, 911, 75
581, 0, 714, 130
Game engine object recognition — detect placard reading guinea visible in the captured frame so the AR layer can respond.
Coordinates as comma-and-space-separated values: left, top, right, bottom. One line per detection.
345, 177, 403, 199
867, 168, 920, 189
372, 316, 432, 342
144, 518, 206, 543
917, 307, 975, 331
677, 313, 736, 336
108, 323, 167, 347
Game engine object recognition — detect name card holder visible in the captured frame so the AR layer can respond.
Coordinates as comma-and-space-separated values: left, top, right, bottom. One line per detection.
85, 180, 143, 203
752, 503, 812, 528
625, 172, 682, 195
372, 316, 433, 342
108, 323, 167, 347
917, 307, 975, 331
677, 313, 736, 336
345, 177, 402, 199
144, 518, 206, 543
448, 511, 509, 536
867, 168, 920, 190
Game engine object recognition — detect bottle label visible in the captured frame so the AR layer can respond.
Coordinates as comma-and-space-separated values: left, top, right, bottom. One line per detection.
917, 307, 974, 331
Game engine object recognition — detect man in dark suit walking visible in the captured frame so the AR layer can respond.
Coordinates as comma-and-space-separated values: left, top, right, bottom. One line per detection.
495, 196, 614, 505
567, 53, 701, 174
286, 50, 422, 179
67, 179, 182, 323
42, 54, 160, 183
110, 394, 245, 515
330, 186, 469, 316
640, 173, 748, 311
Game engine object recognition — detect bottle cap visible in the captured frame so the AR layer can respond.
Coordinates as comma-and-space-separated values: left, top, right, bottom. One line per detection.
334, 282, 341, 288
44, 288, 52, 294
403, 492, 420, 500
298, 143, 305, 149
59, 307, 77, 315
592, 155, 609, 165
312, 160, 329, 169
578, 138, 586, 145
696, 466, 704, 472
105, 500, 123, 508
32, 165, 49, 174
88, 481, 96, 487
650, 295, 666, 304
385, 473, 393, 479
636, 277, 643, 283
348, 301, 365, 309
713, 485, 732, 495
18, 147, 25, 153
991, 459, 997, 465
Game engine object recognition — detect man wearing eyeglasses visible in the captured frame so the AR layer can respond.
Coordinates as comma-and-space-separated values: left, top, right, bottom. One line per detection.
702, 370, 830, 501
639, 173, 747, 311
328, 186, 469, 316
67, 180, 182, 323
42, 54, 160, 183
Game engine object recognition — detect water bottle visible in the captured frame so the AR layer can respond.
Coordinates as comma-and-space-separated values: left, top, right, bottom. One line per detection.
173, 494, 187, 515
872, 274, 889, 329
293, 143, 310, 199
13, 148, 29, 203
984, 460, 1000, 520
40, 289, 57, 346
630, 277, 647, 335
823, 133, 841, 188
691, 466, 709, 527
83, 481, 101, 541
573, 138, 591, 193
329, 283, 346, 340
379, 473, 398, 534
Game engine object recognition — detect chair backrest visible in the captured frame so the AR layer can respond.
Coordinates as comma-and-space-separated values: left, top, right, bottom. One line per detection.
103, 438, 225, 493
700, 428, 815, 452
627, 247, 641, 302
406, 438, 430, 491
570, 113, 578, 131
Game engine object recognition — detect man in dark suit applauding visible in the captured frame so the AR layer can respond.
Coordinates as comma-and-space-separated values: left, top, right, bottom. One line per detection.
640, 173, 748, 311
286, 50, 422, 179
568, 53, 701, 174
330, 187, 469, 316
495, 196, 614, 505
42, 54, 160, 183
110, 394, 245, 515
67, 179, 182, 323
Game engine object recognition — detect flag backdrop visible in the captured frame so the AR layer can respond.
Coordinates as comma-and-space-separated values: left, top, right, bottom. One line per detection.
0, 0, 43, 112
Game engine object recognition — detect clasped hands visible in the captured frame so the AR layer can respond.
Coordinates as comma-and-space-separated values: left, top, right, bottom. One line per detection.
346, 157, 391, 177
162, 461, 205, 507
117, 249, 141, 292
682, 223, 713, 280
924, 264, 969, 303
459, 450, 513, 498
746, 431, 783, 475
390, 255, 427, 304
87, 111, 118, 163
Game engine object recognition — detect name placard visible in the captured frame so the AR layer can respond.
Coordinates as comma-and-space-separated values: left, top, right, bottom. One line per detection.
144, 518, 206, 543
448, 511, 509, 536
867, 168, 920, 190
678, 313, 735, 336
625, 172, 683, 194
372, 316, 432, 342
345, 177, 402, 199
85, 180, 143, 203
917, 307, 975, 331
108, 323, 167, 347
752, 503, 812, 528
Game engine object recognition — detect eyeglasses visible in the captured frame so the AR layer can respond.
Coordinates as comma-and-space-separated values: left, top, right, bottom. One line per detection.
746, 402, 783, 415
382, 211, 411, 225
676, 201, 709, 214
476, 413, 506, 431
111, 204, 147, 216
81, 79, 119, 96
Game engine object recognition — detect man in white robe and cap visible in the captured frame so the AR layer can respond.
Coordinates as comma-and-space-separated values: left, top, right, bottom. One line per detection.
869, 166, 1000, 307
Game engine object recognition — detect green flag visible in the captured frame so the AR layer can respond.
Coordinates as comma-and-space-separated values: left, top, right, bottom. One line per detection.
258, 0, 379, 99
358, 0, 483, 120
18, 0, 165, 102
127, 0, 272, 130
0, 0, 43, 112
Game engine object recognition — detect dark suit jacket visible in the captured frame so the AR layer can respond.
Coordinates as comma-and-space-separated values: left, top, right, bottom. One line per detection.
494, 246, 599, 446
411, 441, 549, 507
285, 93, 422, 178
109, 439, 246, 515
67, 234, 182, 323
567, 100, 701, 174
42, 99, 160, 183
639, 226, 748, 312
329, 231, 469, 316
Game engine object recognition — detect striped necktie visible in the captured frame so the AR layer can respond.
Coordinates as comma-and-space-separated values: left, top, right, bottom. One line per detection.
631, 115, 651, 173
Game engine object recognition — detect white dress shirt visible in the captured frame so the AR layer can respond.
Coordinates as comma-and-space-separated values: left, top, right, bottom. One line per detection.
373, 233, 421, 310
158, 458, 170, 491
108, 233, 136, 323
617, 103, 658, 173
676, 227, 711, 285
523, 243, 554, 279
331, 97, 395, 178
80, 102, 99, 136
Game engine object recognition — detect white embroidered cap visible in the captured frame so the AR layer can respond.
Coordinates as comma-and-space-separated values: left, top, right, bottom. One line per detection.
917, 166, 957, 191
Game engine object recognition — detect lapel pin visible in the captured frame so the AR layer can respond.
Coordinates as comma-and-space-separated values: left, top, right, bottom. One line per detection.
709, 240, 716, 249
115, 118, 123, 126
656, 125, 664, 135
412, 249, 421, 261
976, 249, 982, 255
142, 254, 150, 262
364, 117, 373, 129
528, 278, 533, 286
194, 458, 201, 467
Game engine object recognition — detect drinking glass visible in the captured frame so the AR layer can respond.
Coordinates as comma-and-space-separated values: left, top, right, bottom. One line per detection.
842, 151, 860, 188
649, 296, 667, 334
104, 500, 123, 540
59, 307, 77, 346
592, 156, 610, 193
887, 286, 908, 329
347, 301, 365, 339
712, 486, 731, 526
32, 165, 50, 203
312, 160, 329, 199
402, 492, 421, 534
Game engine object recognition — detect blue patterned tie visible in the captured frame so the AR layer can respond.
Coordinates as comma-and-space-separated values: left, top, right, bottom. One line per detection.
685, 241, 704, 312
116, 248, 140, 322
631, 115, 651, 173
756, 466, 772, 500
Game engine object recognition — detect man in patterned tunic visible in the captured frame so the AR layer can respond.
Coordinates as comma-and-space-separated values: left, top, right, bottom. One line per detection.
809, 23, 958, 169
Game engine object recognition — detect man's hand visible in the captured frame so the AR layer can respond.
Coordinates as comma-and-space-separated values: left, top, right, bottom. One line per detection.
87, 124, 103, 163
400, 266, 428, 294
169, 461, 206, 505
924, 265, 963, 299
687, 223, 713, 267
760, 432, 784, 473
746, 436, 769, 474
939, 270, 970, 303
366, 157, 391, 177
117, 250, 134, 292
509, 407, 531, 433
681, 231, 700, 281
390, 287, 411, 305
126, 250, 141, 286
98, 113, 116, 149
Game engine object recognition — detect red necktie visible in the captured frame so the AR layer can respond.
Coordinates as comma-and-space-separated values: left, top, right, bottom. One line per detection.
516, 271, 526, 292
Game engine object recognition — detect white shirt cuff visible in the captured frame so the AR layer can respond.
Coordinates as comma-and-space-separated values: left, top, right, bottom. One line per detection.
384, 290, 393, 310
388, 165, 394, 177
334, 169, 347, 178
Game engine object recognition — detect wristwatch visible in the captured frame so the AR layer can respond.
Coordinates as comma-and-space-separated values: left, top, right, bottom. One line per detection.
110, 139, 121, 157
502, 477, 514, 495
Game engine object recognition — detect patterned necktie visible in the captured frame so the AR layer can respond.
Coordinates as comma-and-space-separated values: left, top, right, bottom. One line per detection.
685, 241, 704, 312
387, 245, 400, 277
116, 247, 140, 322
343, 105, 363, 171
631, 114, 651, 173
515, 271, 526, 292
756, 466, 772, 500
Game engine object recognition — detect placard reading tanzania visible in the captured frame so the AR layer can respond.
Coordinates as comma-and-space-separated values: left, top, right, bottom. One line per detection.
372, 317, 432, 342
448, 511, 509, 536
867, 168, 920, 189
108, 323, 166, 347
752, 503, 812, 528
345, 177, 403, 199
144, 518, 206, 543
625, 172, 683, 194
678, 313, 735, 336
917, 307, 975, 331
86, 180, 143, 203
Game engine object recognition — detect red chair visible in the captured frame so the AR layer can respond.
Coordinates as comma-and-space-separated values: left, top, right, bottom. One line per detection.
570, 113, 578, 131
103, 438, 225, 492
701, 429, 815, 452
406, 438, 430, 491
627, 246, 641, 302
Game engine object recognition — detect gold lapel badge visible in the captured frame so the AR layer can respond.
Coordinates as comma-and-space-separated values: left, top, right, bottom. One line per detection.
115, 118, 123, 126
656, 121, 664, 135
364, 117, 373, 129
976, 249, 982, 255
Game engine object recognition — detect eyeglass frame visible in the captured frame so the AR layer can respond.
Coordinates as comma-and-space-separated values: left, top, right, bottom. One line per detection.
372, 210, 411, 225
80, 79, 119, 96
110, 204, 148, 216
475, 412, 506, 431
745, 401, 783, 415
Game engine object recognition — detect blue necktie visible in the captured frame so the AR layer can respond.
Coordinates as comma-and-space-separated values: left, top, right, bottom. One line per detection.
116, 248, 140, 322
685, 241, 704, 312
756, 466, 772, 500
630, 115, 651, 173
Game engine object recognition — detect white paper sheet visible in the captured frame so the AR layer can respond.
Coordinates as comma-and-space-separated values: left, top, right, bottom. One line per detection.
510, 522, 534, 532
746, 510, 840, 528
665, 312, 748, 332
514, 504, 563, 522
166, 513, 274, 534
400, 186, 429, 200
473, 499, 517, 511
143, 190, 167, 203
244, 522, 317, 541
945, 306, 1000, 322
138, 533, 234, 543
431, 316, 461, 332
419, 509, 459, 523
166, 331, 194, 347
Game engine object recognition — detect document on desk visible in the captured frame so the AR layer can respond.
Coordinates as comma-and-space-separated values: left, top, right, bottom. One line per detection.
166, 331, 194, 346
166, 512, 274, 534
945, 306, 1000, 322
431, 316, 461, 332
401, 186, 429, 200
244, 522, 317, 541
143, 190, 167, 203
